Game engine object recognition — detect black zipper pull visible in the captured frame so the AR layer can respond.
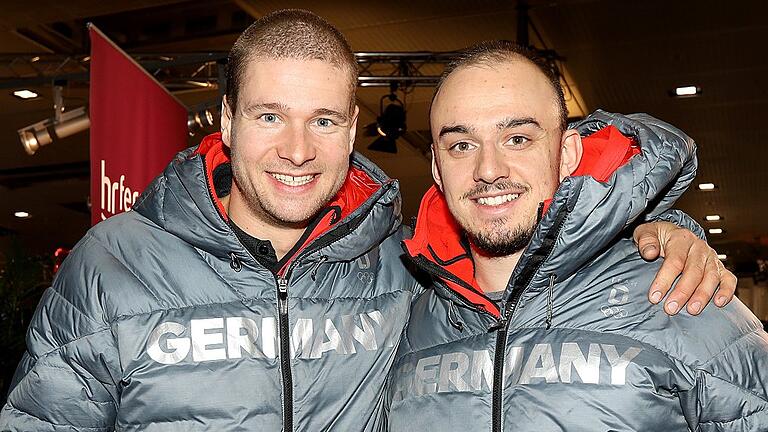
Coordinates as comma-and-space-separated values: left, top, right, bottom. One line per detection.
229, 252, 242, 272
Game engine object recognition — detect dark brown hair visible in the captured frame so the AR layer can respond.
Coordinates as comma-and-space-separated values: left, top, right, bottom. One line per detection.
434, 40, 568, 131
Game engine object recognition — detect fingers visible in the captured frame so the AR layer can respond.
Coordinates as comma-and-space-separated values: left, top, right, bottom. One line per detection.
633, 223, 664, 260
647, 229, 695, 306
713, 263, 738, 307
681, 251, 721, 315
660, 239, 709, 315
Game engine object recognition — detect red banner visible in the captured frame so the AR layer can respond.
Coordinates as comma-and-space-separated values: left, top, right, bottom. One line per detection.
89, 25, 188, 225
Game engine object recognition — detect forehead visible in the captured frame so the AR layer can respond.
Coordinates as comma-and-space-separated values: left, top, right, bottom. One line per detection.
431, 60, 560, 133
240, 57, 353, 105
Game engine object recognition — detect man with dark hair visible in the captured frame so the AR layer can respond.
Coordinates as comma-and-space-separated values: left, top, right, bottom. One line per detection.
385, 42, 768, 431
0, 11, 736, 432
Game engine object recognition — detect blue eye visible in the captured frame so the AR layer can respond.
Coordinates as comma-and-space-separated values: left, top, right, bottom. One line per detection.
260, 113, 278, 123
316, 118, 335, 127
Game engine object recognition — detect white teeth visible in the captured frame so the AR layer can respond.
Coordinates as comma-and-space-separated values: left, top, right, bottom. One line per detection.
476, 193, 520, 206
271, 173, 314, 186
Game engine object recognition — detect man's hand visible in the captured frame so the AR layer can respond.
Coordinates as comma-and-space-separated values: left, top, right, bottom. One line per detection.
634, 221, 737, 316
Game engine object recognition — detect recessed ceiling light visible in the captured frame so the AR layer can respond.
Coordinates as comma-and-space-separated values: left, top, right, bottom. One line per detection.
708, 228, 723, 234
12, 89, 38, 99
14, 211, 30, 218
673, 85, 700, 97
705, 214, 721, 221
698, 183, 716, 190
717, 254, 727, 260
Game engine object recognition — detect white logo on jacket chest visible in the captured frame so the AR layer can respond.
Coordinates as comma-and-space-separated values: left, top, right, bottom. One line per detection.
146, 310, 393, 364
392, 342, 642, 401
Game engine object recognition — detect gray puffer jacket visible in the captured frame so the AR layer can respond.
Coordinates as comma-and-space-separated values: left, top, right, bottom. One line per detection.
386, 111, 768, 431
1, 133, 418, 431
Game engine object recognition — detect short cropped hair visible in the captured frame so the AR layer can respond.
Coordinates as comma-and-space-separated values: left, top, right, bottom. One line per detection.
226, 9, 358, 114
434, 40, 568, 131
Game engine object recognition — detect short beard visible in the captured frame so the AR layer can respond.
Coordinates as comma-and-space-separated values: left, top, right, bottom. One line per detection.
467, 220, 536, 257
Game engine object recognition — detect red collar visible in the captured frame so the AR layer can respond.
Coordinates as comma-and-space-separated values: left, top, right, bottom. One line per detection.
196, 132, 382, 274
404, 125, 639, 317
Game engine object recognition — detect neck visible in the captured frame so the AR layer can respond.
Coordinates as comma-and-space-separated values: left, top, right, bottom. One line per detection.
222, 189, 306, 260
472, 247, 523, 293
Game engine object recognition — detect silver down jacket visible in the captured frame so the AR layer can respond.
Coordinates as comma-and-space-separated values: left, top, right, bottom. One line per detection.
386, 111, 768, 431
1, 133, 418, 431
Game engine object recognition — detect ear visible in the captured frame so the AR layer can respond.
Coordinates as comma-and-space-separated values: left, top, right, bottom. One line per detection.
559, 129, 583, 181
347, 105, 360, 155
221, 96, 233, 148
431, 145, 444, 192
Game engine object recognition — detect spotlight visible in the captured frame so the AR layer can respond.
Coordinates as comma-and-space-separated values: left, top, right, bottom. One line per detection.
187, 108, 216, 136
717, 254, 727, 260
698, 183, 716, 191
14, 211, 30, 218
705, 214, 721, 221
19, 106, 90, 155
708, 228, 723, 234
368, 92, 406, 154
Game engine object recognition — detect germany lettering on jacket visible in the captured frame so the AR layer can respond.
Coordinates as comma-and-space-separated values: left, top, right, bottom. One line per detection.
146, 310, 393, 364
391, 343, 643, 401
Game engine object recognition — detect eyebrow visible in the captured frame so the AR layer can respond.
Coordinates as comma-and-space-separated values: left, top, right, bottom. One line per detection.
439, 124, 474, 138
314, 108, 350, 122
496, 117, 543, 130
242, 102, 290, 115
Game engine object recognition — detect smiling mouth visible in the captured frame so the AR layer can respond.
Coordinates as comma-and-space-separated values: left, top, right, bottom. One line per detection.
270, 173, 316, 186
474, 193, 521, 206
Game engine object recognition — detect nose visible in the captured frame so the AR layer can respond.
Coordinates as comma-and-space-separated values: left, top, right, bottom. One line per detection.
277, 124, 316, 166
473, 143, 508, 184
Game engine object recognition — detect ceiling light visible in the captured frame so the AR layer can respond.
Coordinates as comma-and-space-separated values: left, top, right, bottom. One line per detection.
13, 89, 38, 99
717, 254, 727, 260
698, 183, 716, 190
673, 85, 700, 97
30, 56, 40, 62
708, 228, 723, 234
705, 214, 721, 221
14, 211, 30, 218
19, 106, 90, 155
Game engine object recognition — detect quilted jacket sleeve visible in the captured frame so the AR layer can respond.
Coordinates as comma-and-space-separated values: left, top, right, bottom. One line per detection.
0, 235, 121, 431
679, 324, 768, 431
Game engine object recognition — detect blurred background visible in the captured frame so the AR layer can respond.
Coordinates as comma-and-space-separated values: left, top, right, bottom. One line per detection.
1, 0, 767, 398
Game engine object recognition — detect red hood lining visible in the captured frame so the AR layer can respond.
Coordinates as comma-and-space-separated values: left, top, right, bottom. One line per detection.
196, 132, 382, 274
404, 125, 639, 317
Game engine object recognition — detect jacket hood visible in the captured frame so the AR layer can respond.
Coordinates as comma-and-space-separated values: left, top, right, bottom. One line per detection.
404, 110, 697, 317
133, 132, 402, 269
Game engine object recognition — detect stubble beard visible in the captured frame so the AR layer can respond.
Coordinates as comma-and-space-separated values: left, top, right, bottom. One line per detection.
458, 180, 536, 257
229, 135, 347, 229
466, 217, 536, 257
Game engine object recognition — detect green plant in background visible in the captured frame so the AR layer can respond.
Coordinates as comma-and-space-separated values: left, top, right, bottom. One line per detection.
0, 239, 52, 403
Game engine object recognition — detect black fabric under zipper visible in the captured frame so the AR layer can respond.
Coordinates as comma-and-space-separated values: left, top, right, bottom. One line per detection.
276, 275, 292, 432
491, 205, 570, 432
409, 254, 498, 317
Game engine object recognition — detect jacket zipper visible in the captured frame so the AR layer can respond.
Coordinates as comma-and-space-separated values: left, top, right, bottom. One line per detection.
491, 207, 569, 432
272, 184, 393, 432
201, 156, 392, 430
276, 275, 293, 431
